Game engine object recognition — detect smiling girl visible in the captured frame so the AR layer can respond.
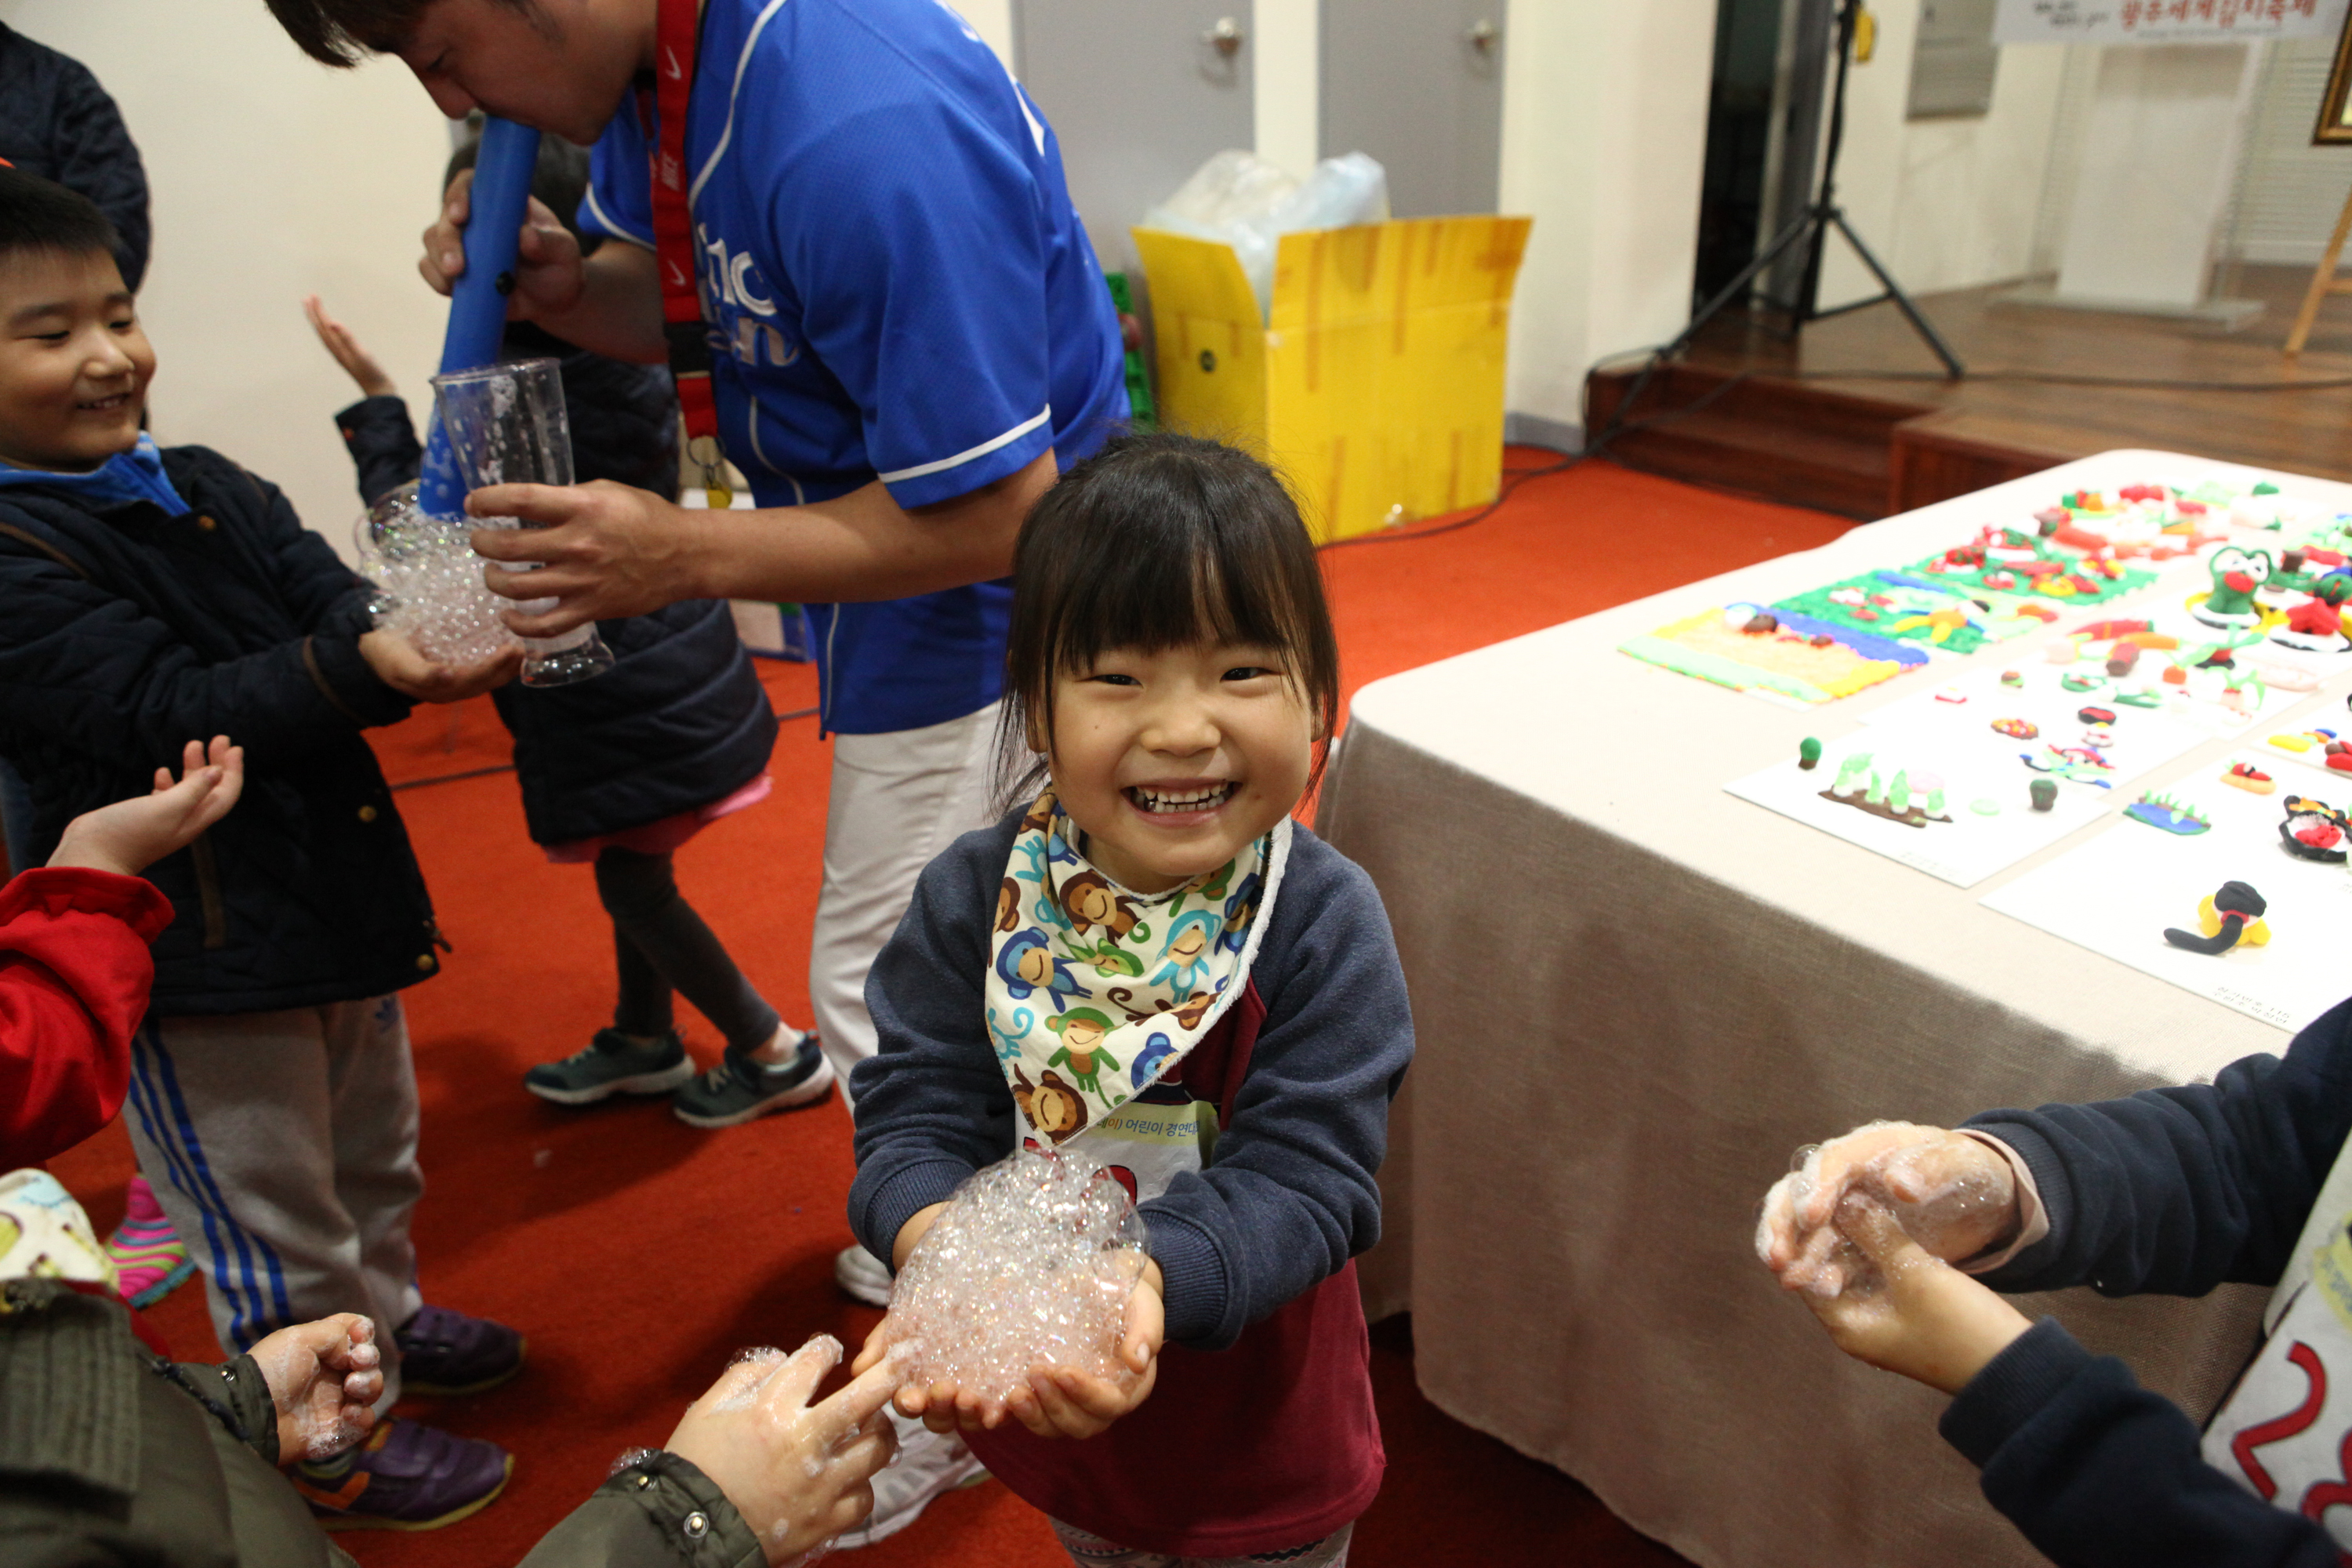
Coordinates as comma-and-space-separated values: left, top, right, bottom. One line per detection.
844, 432, 1414, 1566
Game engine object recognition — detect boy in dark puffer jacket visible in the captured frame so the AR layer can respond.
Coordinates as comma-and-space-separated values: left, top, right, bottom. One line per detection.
0, 168, 521, 1532
305, 131, 827, 1130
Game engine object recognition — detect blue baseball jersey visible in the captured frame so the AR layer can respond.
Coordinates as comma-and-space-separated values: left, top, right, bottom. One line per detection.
581, 0, 1126, 735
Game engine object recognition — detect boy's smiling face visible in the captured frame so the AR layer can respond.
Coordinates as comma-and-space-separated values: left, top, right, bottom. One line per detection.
0, 248, 151, 473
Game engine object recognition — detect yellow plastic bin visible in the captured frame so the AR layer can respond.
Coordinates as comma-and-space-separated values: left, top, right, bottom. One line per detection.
1131, 216, 1532, 543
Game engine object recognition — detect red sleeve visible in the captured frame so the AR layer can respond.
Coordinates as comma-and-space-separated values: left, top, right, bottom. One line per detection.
0, 866, 173, 1167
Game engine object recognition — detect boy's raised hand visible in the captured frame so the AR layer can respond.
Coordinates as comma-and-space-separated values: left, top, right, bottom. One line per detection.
358, 628, 523, 702
247, 1312, 383, 1465
1794, 1193, 2034, 1397
418, 168, 585, 322
48, 736, 244, 877
302, 295, 397, 399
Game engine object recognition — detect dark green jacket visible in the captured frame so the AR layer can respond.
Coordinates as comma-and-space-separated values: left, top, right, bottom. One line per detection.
0, 1282, 763, 1568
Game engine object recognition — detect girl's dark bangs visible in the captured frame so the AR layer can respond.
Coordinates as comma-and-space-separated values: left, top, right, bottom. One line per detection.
1046, 496, 1315, 677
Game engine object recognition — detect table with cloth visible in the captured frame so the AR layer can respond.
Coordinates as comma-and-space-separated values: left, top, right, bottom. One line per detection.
1318, 450, 2352, 1568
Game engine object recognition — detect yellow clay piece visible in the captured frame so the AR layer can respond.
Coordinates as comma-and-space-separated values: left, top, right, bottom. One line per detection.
2198, 895, 2271, 947
2271, 734, 2317, 753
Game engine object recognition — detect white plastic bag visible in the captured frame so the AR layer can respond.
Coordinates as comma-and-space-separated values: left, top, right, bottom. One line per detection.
1139, 149, 1391, 320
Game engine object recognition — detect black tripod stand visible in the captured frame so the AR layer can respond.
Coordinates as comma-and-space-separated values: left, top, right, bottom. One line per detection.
1663, 0, 1964, 378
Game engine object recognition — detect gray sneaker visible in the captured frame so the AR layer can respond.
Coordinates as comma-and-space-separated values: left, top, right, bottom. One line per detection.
523, 1029, 695, 1106
672, 1036, 836, 1129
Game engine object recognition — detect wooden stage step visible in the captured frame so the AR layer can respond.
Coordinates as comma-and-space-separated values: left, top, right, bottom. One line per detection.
1584, 362, 2075, 521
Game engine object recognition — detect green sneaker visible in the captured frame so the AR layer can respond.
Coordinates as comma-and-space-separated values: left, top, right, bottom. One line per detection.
522, 1029, 695, 1106
671, 1036, 835, 1129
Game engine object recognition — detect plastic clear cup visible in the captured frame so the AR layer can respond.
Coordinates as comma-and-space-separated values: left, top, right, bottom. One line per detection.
430, 358, 615, 687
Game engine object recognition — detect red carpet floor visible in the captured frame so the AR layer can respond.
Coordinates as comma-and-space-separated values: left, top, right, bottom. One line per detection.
49, 456, 1847, 1567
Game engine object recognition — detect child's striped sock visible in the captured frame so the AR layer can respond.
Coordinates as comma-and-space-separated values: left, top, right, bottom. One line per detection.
107, 1175, 194, 1308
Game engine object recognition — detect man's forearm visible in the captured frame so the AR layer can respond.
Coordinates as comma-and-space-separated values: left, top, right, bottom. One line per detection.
531, 241, 666, 365
689, 451, 1054, 604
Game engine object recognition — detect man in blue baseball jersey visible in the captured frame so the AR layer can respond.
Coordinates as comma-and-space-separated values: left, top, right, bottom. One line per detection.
265, 0, 1130, 1544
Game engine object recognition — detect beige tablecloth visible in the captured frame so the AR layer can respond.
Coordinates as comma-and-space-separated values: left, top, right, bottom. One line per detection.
1321, 450, 2352, 1568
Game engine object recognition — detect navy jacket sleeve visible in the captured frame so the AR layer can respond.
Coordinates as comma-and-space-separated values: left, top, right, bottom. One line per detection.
45, 57, 148, 294
847, 821, 1413, 1350
1927, 999, 2352, 1567
1940, 1317, 2339, 1568
0, 500, 411, 771
1965, 997, 2352, 1301
847, 822, 1026, 1262
333, 395, 424, 506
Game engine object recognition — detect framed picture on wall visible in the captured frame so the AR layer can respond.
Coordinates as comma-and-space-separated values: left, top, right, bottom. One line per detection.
2319, 9, 2352, 143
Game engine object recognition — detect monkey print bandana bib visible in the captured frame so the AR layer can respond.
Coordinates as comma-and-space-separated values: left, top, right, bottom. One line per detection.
986, 789, 1290, 1145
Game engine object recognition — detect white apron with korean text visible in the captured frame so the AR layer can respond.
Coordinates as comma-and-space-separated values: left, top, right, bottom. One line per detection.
2202, 1135, 2352, 1542
984, 789, 1290, 1202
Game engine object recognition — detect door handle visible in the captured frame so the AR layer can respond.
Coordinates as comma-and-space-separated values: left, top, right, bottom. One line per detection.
1204, 16, 1244, 56
1465, 18, 1499, 50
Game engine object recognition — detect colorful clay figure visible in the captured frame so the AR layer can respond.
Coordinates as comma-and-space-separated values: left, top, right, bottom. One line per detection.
2189, 546, 2274, 630
2222, 763, 2277, 795
2030, 778, 2058, 812
2161, 881, 2270, 956
1798, 736, 1823, 771
2023, 745, 2113, 787
1618, 606, 1926, 704
2280, 796, 2350, 863
1992, 717, 2038, 740
2125, 793, 2210, 836
1821, 751, 1951, 829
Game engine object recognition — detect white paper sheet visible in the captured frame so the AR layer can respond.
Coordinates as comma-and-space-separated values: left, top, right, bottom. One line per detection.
1983, 754, 2352, 1033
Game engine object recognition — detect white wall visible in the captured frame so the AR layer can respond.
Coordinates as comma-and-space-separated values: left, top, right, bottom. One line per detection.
1253, 0, 1319, 180
1497, 0, 1719, 438
2, 2, 453, 565
956, 0, 1014, 67
1814, 0, 2069, 310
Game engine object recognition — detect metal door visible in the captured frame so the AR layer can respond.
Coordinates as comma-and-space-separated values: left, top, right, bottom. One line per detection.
1013, 0, 1256, 274
1319, 0, 1505, 216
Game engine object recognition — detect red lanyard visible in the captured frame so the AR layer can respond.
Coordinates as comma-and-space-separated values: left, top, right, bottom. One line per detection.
652, 0, 731, 509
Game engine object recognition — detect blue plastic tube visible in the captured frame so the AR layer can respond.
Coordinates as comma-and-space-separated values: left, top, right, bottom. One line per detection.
418, 115, 543, 519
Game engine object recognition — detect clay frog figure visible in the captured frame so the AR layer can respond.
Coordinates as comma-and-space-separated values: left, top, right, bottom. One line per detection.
2191, 546, 2274, 630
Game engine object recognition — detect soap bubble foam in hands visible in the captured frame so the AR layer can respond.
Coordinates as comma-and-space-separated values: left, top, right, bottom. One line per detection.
354, 481, 521, 668
875, 1147, 1149, 1412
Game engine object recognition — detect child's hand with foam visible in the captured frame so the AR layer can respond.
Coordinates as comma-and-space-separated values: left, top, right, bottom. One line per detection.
852, 1150, 1157, 1439
664, 1336, 902, 1566
1797, 1192, 2035, 1396
247, 1312, 383, 1466
1758, 1120, 2020, 1297
1004, 1257, 1163, 1440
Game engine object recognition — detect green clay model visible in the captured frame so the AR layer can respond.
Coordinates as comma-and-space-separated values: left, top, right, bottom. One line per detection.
2192, 546, 2274, 630
1832, 753, 1873, 797
1798, 736, 1823, 771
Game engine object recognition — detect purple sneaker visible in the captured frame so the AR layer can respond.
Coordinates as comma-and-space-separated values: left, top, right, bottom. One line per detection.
396, 1303, 527, 1396
292, 1418, 512, 1531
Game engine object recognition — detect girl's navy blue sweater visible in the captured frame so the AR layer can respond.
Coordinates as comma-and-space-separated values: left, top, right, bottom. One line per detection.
1945, 996, 2352, 1567
846, 811, 1414, 1349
